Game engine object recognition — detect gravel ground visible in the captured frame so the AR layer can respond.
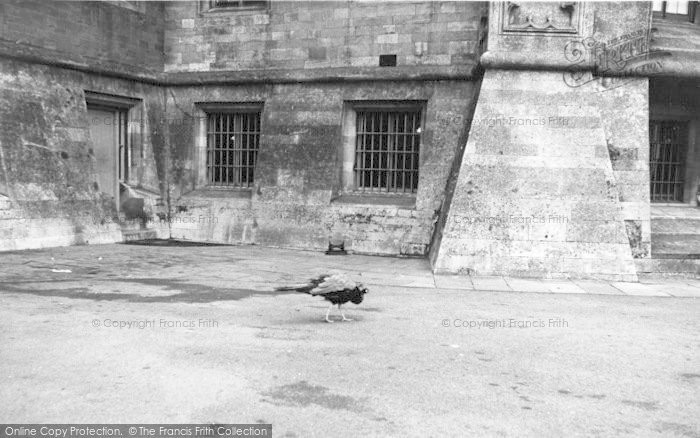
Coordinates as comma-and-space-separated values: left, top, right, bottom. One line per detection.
1, 243, 698, 437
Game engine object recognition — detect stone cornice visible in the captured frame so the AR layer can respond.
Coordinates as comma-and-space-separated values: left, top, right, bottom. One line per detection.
3, 37, 695, 84
481, 49, 700, 78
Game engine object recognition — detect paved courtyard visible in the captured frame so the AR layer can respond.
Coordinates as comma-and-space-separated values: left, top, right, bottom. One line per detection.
1, 243, 699, 437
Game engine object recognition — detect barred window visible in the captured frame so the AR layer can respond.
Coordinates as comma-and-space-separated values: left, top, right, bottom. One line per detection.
649, 120, 688, 202
653, 0, 689, 14
652, 0, 698, 21
209, 0, 267, 9
354, 109, 422, 193
206, 111, 261, 187
99, 1, 147, 13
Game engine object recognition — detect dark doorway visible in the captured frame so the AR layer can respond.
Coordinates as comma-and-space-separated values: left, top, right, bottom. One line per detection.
649, 120, 688, 202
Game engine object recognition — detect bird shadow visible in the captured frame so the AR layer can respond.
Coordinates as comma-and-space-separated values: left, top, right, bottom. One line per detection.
287, 314, 367, 324
355, 307, 383, 312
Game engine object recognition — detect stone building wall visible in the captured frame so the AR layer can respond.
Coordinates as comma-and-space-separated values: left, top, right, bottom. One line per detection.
161, 80, 478, 255
0, 58, 164, 250
0, 0, 166, 251
432, 69, 647, 280
432, 2, 654, 279
0, 0, 165, 72
0, 0, 486, 256
164, 1, 486, 72
2, 0, 688, 278
154, 0, 487, 255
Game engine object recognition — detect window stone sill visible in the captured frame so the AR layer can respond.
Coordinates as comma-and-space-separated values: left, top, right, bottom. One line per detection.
182, 187, 253, 199
331, 194, 416, 208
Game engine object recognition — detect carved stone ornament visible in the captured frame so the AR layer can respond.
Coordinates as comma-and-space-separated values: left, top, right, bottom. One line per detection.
501, 1, 581, 34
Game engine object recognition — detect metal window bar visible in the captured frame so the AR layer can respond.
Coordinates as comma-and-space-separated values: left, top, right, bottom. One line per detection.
690, 1, 698, 22
649, 120, 687, 202
118, 109, 128, 182
354, 109, 421, 193
207, 111, 260, 187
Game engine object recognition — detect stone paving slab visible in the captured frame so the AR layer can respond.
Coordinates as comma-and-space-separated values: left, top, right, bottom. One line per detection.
637, 281, 700, 298
572, 280, 625, 295
471, 276, 512, 292
434, 275, 474, 290
504, 277, 549, 293
611, 282, 672, 297
503, 278, 549, 293
542, 280, 588, 294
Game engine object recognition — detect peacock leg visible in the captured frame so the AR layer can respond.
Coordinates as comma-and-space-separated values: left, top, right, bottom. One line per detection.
339, 304, 353, 321
325, 303, 334, 323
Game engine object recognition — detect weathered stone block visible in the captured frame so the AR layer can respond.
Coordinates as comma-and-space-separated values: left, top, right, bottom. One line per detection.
308, 46, 327, 61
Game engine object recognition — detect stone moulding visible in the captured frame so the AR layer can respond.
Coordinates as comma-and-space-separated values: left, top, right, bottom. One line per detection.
0, 40, 477, 86
480, 50, 591, 71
